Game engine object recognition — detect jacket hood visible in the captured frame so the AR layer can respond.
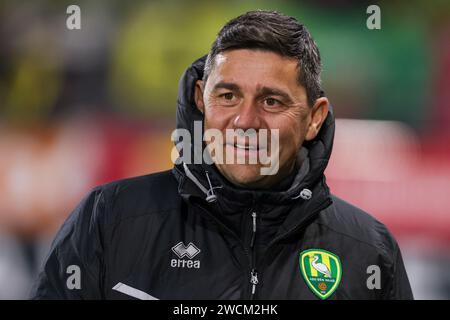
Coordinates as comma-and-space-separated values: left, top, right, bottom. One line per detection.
172, 55, 335, 213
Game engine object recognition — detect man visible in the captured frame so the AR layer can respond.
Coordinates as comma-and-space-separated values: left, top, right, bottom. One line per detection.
32, 10, 413, 299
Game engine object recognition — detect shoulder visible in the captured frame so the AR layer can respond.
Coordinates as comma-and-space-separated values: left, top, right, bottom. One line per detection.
98, 170, 178, 203
79, 170, 181, 228
317, 194, 400, 259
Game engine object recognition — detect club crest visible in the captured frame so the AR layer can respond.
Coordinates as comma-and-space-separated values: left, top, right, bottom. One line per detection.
299, 249, 342, 299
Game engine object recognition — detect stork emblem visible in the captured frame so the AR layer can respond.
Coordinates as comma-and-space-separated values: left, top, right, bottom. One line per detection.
299, 249, 342, 299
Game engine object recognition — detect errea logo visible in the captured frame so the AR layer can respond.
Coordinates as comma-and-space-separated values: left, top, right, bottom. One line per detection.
171, 242, 201, 269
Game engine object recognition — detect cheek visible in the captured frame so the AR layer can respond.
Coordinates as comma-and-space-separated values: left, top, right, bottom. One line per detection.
272, 114, 308, 153
204, 104, 235, 131
280, 127, 302, 151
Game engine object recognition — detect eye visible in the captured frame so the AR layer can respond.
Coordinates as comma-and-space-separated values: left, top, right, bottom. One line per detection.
264, 97, 282, 107
221, 92, 234, 100
217, 92, 238, 106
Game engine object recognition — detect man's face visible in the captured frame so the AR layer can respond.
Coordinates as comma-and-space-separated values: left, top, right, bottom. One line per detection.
195, 49, 328, 189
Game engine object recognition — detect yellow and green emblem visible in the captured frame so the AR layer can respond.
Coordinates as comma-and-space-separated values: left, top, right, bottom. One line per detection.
299, 249, 342, 299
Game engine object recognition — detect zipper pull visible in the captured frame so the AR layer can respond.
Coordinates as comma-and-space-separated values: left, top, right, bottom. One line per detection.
250, 269, 259, 295
250, 212, 257, 248
252, 212, 257, 232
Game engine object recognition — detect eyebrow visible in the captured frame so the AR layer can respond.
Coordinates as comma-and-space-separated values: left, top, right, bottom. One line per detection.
258, 86, 294, 104
211, 82, 242, 94
212, 82, 294, 103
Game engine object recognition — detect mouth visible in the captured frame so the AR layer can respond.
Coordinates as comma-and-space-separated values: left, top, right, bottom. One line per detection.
234, 142, 258, 151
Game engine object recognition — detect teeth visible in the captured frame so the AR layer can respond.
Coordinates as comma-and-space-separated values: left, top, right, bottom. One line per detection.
235, 144, 257, 150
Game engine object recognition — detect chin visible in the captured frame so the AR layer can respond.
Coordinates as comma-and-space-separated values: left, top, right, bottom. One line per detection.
220, 164, 266, 188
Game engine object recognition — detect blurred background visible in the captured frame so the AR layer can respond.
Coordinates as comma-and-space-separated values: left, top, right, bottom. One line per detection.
0, 0, 449, 299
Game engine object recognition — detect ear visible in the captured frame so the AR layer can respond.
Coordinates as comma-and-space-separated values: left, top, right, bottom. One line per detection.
194, 80, 205, 114
305, 97, 329, 141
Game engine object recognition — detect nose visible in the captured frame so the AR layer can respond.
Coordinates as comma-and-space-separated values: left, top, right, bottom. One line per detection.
233, 100, 261, 130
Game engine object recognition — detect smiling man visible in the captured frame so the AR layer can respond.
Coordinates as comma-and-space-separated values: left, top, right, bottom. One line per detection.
194, 48, 328, 189
32, 10, 413, 300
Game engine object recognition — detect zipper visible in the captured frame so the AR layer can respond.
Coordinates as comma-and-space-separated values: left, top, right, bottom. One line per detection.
249, 211, 258, 299
250, 212, 257, 247
192, 201, 257, 298
198, 202, 260, 299
250, 268, 259, 295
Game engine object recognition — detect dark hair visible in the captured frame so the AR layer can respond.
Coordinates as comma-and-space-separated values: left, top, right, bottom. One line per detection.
203, 10, 323, 107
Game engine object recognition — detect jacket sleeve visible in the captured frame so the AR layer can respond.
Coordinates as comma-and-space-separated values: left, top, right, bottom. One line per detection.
386, 242, 414, 300
30, 188, 106, 299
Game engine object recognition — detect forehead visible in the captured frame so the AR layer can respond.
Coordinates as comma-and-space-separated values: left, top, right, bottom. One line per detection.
208, 49, 301, 91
